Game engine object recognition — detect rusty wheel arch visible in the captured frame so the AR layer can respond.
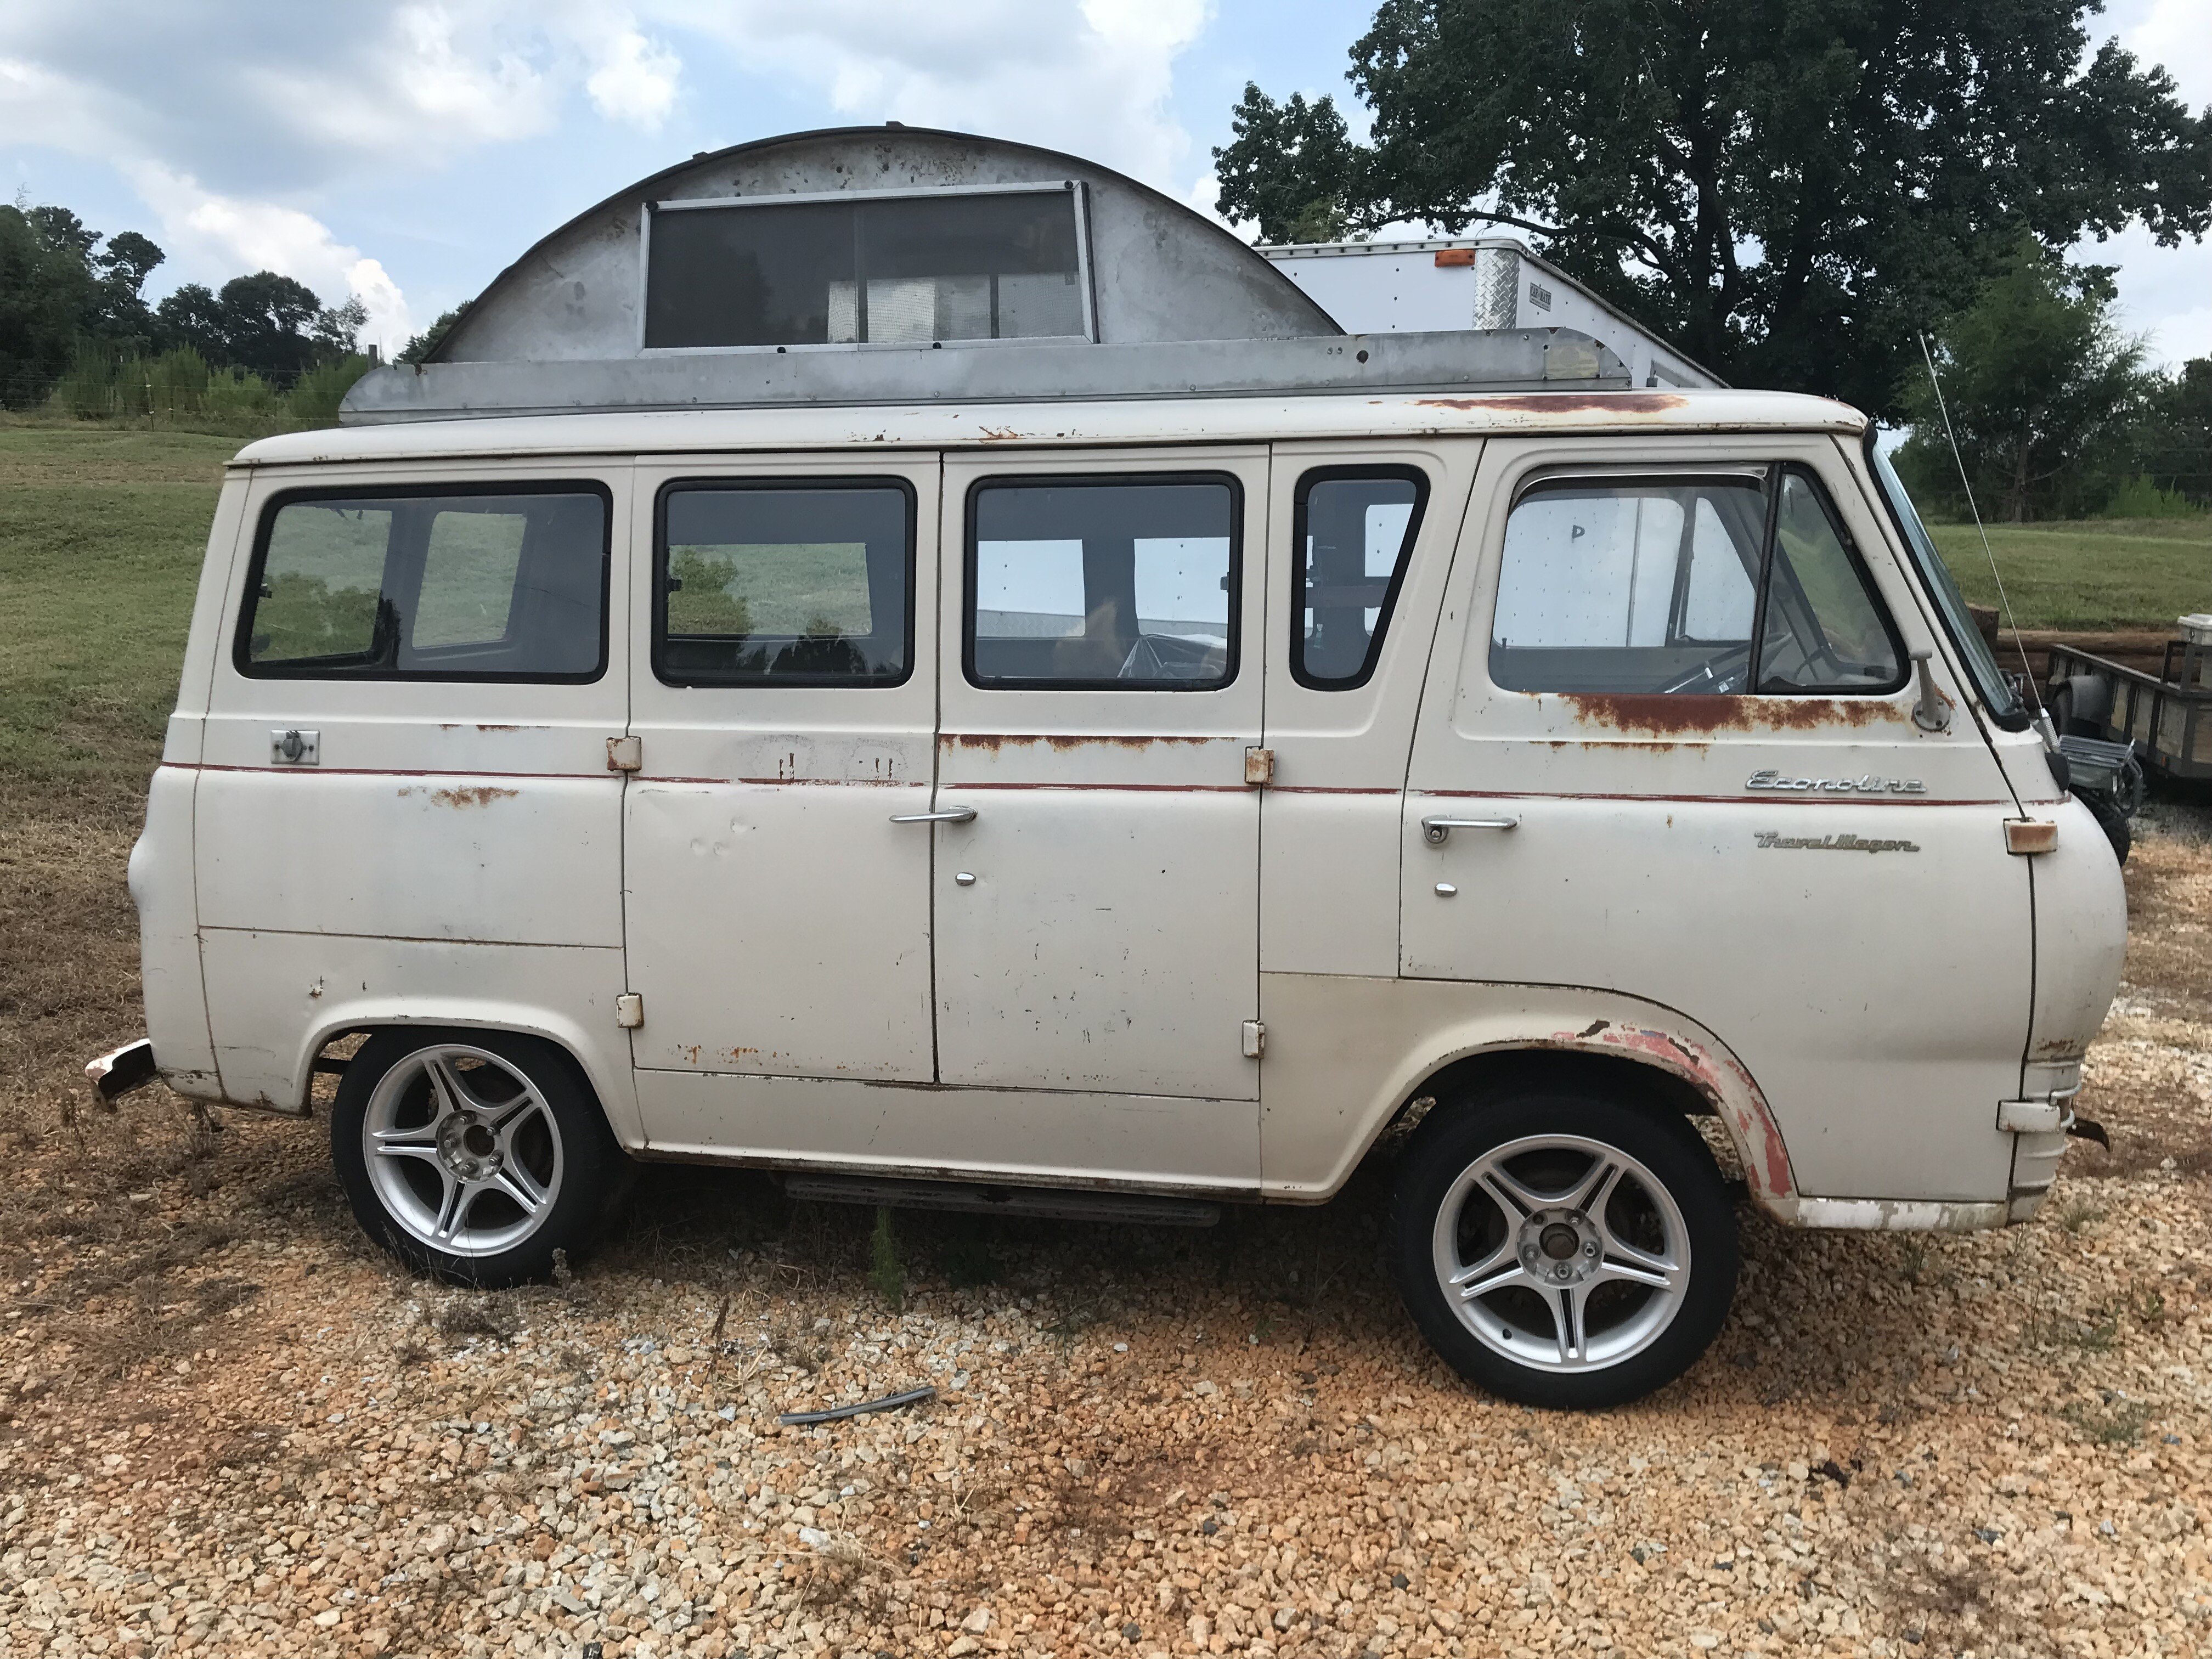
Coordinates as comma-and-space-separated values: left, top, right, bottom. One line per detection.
1373, 1046, 1728, 1169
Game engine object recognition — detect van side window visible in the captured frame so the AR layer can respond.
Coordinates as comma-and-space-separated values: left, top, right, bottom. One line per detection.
238, 488, 607, 680
967, 477, 1238, 689
1487, 469, 1903, 696
1293, 467, 1426, 690
657, 482, 913, 686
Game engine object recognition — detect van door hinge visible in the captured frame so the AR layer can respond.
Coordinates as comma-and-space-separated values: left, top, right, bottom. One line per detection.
1242, 1019, 1266, 1059
1244, 746, 1274, 786
615, 993, 645, 1029
606, 735, 642, 772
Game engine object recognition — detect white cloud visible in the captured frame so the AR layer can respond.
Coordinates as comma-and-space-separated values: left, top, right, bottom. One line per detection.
585, 24, 681, 128
247, 5, 562, 162
127, 163, 414, 355
2112, 0, 2212, 109
648, 0, 1211, 190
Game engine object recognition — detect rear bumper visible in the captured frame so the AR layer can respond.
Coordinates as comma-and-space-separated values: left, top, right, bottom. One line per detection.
84, 1039, 159, 1103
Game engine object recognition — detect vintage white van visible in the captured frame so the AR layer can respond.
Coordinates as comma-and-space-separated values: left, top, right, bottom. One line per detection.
97, 129, 2127, 1408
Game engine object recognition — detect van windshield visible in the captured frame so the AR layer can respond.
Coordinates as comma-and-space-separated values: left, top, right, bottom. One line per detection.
1865, 439, 2027, 727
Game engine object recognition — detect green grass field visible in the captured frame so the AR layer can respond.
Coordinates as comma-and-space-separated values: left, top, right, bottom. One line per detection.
1929, 518, 2212, 632
0, 421, 241, 824
5, 420, 2209, 832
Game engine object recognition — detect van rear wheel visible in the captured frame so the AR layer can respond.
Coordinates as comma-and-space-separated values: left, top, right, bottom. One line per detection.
331, 1028, 624, 1288
1390, 1083, 1738, 1409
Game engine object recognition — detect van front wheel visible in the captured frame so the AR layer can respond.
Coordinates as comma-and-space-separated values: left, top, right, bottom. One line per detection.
331, 1028, 624, 1287
1390, 1086, 1738, 1409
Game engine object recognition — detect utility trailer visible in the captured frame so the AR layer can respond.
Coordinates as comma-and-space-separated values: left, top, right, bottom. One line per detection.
2046, 627, 2212, 782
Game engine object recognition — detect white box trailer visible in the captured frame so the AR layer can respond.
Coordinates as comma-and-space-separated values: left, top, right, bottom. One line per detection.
1262, 238, 1722, 392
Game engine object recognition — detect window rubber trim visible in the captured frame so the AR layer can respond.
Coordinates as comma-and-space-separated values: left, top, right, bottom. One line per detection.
961, 471, 1244, 692
650, 475, 919, 690
1288, 464, 1430, 692
232, 479, 614, 685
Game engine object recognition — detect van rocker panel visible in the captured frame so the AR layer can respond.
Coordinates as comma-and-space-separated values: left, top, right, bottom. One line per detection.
635, 1071, 1260, 1196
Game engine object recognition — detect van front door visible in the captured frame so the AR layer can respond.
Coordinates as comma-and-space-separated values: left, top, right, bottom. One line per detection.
622, 461, 940, 1152
1402, 437, 2032, 1204
931, 452, 1267, 1176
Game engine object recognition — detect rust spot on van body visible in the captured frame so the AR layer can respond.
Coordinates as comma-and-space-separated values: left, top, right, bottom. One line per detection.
1560, 693, 1905, 736
944, 732, 1214, 753
429, 786, 520, 809
1415, 392, 1688, 415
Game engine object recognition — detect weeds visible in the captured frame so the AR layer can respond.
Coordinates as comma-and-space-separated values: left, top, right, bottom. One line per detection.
867, 1207, 906, 1312
2057, 1198, 2106, 1233
2060, 1396, 2154, 1445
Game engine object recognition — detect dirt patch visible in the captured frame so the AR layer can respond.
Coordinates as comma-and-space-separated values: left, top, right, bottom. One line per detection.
4, 810, 2211, 1657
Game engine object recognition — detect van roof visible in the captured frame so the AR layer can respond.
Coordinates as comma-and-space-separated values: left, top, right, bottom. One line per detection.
235, 389, 1864, 470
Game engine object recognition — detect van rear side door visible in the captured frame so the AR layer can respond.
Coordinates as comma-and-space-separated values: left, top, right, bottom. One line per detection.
1402, 437, 2031, 1204
620, 458, 941, 1155
195, 466, 632, 1110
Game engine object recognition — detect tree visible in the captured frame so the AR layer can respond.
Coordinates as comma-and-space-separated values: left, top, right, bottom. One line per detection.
1893, 239, 2153, 521
312, 295, 369, 358
91, 229, 164, 346
0, 204, 94, 386
214, 271, 325, 376
2134, 358, 2212, 508
397, 303, 471, 364
1215, 1, 2212, 418
154, 283, 228, 362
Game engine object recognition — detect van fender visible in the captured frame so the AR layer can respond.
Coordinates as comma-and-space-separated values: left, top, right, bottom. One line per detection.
1258, 976, 1797, 1217
287, 997, 644, 1150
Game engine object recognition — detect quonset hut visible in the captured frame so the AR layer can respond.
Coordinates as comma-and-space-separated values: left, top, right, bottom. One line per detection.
341, 125, 1639, 424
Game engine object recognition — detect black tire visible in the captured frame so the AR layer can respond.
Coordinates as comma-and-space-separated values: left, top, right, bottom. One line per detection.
331, 1026, 627, 1288
1389, 1081, 1739, 1409
2081, 790, 2131, 864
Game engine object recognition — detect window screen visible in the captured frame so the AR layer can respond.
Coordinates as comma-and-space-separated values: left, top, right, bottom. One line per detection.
645, 190, 1087, 349
969, 478, 1237, 689
657, 483, 912, 686
239, 489, 607, 680
1293, 468, 1426, 689
1488, 469, 1903, 696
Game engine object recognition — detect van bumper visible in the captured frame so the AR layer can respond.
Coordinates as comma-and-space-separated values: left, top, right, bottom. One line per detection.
84, 1039, 159, 1103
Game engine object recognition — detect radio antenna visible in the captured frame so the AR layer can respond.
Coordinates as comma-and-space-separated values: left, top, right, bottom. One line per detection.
1916, 330, 2053, 732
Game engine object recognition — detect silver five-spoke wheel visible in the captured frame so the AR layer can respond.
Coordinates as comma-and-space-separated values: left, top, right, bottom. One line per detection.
362, 1042, 566, 1258
1432, 1133, 1690, 1372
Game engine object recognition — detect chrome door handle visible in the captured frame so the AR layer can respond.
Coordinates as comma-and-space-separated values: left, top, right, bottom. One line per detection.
1422, 815, 1518, 845
889, 806, 978, 825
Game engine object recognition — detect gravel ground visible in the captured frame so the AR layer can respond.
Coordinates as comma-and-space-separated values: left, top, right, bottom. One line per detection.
4, 814, 2210, 1659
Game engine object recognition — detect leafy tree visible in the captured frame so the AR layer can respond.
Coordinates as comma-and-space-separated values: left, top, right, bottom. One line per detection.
397, 303, 471, 364
91, 229, 165, 345
1893, 239, 2152, 521
154, 283, 228, 362
2138, 358, 2212, 507
214, 272, 325, 376
1216, 1, 2212, 417
0, 204, 95, 386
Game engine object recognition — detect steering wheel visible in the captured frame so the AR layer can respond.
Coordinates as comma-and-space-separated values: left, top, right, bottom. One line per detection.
1658, 643, 1751, 695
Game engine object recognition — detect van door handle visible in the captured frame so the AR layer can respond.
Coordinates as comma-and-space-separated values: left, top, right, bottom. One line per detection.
1422, 815, 1518, 845
890, 806, 978, 825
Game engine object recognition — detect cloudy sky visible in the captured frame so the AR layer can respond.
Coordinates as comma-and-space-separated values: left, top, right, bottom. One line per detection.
5, 0, 2208, 368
